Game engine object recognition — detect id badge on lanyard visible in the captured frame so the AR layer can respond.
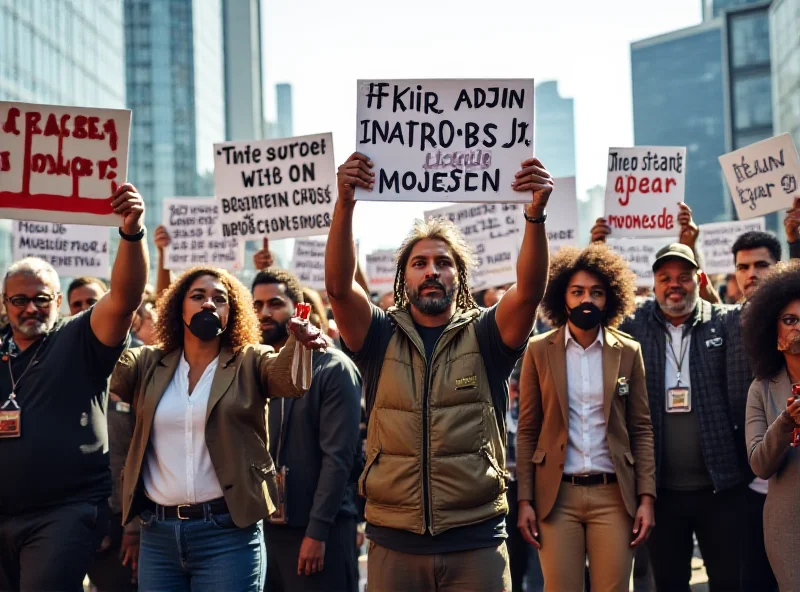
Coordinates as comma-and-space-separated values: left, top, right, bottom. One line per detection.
0, 396, 21, 438
665, 327, 692, 414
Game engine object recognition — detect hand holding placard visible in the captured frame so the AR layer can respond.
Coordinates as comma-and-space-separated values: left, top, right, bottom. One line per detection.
111, 184, 145, 234
337, 153, 374, 205
512, 157, 554, 215
676, 202, 699, 250
154, 225, 171, 251
253, 238, 274, 270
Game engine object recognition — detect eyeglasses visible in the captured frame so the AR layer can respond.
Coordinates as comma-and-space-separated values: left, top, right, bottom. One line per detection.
4, 294, 57, 309
780, 315, 800, 327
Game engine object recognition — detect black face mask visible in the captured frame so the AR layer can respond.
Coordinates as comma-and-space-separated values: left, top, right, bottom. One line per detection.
185, 310, 225, 341
567, 302, 604, 331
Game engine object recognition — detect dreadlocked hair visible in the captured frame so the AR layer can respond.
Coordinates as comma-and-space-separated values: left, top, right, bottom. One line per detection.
392, 217, 478, 311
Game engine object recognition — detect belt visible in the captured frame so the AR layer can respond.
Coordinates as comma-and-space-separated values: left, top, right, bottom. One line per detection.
146, 498, 229, 521
562, 473, 617, 486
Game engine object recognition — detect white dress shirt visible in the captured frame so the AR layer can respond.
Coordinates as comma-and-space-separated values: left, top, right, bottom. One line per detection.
564, 326, 615, 475
664, 323, 691, 392
143, 353, 224, 506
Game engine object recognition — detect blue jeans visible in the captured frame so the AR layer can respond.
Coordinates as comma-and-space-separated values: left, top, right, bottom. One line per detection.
138, 509, 265, 592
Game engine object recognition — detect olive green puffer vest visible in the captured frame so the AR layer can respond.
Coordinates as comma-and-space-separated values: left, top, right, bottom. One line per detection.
357, 307, 508, 535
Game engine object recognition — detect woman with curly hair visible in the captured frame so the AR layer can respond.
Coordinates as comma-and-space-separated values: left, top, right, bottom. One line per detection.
110, 267, 325, 591
516, 244, 656, 592
743, 260, 800, 590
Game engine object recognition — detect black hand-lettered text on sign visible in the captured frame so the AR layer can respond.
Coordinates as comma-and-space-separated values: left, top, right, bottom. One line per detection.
0, 101, 130, 225
213, 132, 337, 240
355, 79, 534, 203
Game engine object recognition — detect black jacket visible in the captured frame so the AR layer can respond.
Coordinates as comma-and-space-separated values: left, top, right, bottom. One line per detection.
267, 348, 362, 540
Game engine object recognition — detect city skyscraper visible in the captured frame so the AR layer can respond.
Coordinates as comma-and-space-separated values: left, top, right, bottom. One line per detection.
534, 81, 576, 179
223, 0, 264, 141
770, 0, 800, 149
0, 1, 126, 273
124, 0, 226, 241
704, 0, 765, 18
631, 21, 728, 224
275, 83, 294, 139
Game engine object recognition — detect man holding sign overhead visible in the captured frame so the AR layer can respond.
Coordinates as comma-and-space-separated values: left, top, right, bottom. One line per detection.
0, 183, 149, 592
326, 149, 553, 590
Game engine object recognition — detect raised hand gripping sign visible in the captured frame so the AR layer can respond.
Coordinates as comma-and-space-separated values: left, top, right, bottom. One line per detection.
355, 79, 534, 203
604, 147, 686, 238
0, 101, 131, 225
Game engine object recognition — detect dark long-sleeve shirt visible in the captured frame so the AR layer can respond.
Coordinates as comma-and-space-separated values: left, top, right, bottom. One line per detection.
267, 348, 362, 541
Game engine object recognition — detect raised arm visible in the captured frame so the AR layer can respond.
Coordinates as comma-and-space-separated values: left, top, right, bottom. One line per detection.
324, 153, 374, 352
676, 202, 719, 304
154, 225, 174, 298
91, 184, 149, 347
495, 158, 553, 349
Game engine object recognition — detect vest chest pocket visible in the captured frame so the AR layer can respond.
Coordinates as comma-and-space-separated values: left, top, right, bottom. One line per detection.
358, 449, 381, 498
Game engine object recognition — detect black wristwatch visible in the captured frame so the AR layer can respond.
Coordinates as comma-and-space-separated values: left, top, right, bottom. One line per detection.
119, 226, 146, 242
523, 208, 547, 224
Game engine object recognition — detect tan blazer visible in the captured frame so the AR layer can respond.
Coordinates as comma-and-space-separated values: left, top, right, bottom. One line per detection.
517, 326, 656, 520
111, 337, 305, 528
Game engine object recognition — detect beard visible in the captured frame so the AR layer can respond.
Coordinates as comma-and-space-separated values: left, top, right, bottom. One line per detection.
406, 279, 457, 316
657, 286, 699, 318
12, 310, 57, 339
260, 318, 289, 347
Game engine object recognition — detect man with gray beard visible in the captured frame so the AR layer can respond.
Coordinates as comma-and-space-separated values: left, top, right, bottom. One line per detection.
615, 243, 748, 592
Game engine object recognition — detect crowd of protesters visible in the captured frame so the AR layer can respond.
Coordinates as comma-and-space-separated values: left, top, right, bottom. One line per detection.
2, 156, 800, 592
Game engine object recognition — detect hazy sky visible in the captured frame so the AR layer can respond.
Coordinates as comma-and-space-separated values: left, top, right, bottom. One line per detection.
262, 0, 704, 255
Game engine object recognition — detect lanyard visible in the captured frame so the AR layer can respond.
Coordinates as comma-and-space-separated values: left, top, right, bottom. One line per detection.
665, 327, 691, 385
1, 337, 45, 409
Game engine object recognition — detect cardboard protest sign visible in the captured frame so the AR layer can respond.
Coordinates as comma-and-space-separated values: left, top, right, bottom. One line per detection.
425, 176, 579, 250
366, 250, 396, 293
12, 221, 110, 277
719, 134, 800, 220
699, 217, 766, 275
604, 147, 686, 238
290, 238, 326, 291
213, 132, 336, 240
162, 198, 244, 270
0, 101, 130, 225
471, 235, 519, 291
607, 237, 667, 288
355, 79, 534, 203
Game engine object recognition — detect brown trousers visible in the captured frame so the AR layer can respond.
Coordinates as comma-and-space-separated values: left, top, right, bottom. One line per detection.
538, 481, 634, 592
366, 540, 511, 592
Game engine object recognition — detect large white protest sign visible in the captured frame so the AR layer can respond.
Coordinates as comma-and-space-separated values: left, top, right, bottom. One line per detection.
162, 198, 244, 270
355, 79, 534, 203
425, 176, 579, 250
604, 147, 686, 238
719, 134, 800, 220
290, 238, 326, 291
366, 250, 396, 293
213, 132, 336, 240
12, 221, 110, 277
699, 217, 766, 275
0, 101, 130, 225
607, 237, 667, 288
471, 236, 519, 291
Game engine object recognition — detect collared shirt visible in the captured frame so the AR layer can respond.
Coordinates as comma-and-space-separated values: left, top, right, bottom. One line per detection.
143, 353, 223, 506
564, 326, 614, 475
664, 323, 691, 391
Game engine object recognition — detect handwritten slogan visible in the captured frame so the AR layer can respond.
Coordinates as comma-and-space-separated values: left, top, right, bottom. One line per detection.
424, 176, 578, 250
355, 79, 534, 203
162, 198, 244, 271
12, 221, 110, 277
471, 236, 518, 291
0, 101, 130, 225
604, 147, 686, 238
290, 238, 326, 291
699, 218, 766, 275
213, 133, 336, 240
607, 238, 666, 288
366, 250, 396, 293
719, 134, 800, 220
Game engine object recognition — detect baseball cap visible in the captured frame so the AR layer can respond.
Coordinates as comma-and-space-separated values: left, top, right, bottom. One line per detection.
652, 243, 698, 272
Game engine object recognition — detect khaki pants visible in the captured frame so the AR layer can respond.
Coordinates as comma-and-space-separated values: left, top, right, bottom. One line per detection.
366, 540, 511, 592
538, 481, 634, 592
